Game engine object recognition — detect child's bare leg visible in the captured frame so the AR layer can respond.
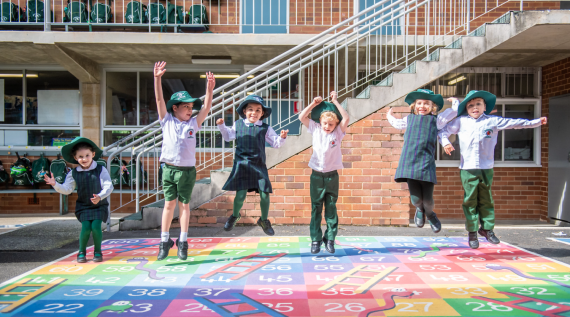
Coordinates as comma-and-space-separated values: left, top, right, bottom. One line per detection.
178, 201, 191, 238
161, 200, 177, 234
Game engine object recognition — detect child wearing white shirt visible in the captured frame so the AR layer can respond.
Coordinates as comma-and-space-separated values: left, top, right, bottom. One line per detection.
299, 91, 350, 254
438, 90, 547, 249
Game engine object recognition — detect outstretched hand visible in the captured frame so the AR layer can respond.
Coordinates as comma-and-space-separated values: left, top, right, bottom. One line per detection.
206, 72, 216, 92
330, 91, 338, 102
540, 117, 548, 125
90, 194, 101, 205
444, 144, 455, 155
280, 129, 289, 139
44, 172, 56, 186
216, 118, 224, 125
154, 61, 166, 78
447, 97, 459, 103
313, 96, 323, 105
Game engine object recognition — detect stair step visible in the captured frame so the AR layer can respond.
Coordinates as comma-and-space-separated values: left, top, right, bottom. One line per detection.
196, 177, 211, 185
468, 24, 487, 37
356, 86, 371, 99
399, 61, 416, 74
376, 73, 393, 87
445, 37, 462, 49
421, 49, 440, 62
491, 11, 512, 24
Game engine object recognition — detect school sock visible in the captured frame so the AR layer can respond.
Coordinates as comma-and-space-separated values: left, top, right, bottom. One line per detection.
91, 220, 103, 254
233, 190, 248, 217
179, 232, 188, 242
260, 191, 270, 221
79, 220, 92, 254
161, 232, 170, 242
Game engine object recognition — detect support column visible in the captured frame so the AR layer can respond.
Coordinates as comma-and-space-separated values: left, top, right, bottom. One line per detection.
82, 83, 101, 145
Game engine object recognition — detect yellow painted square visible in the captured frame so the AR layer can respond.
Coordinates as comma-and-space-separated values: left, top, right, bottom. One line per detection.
259, 237, 299, 243
214, 243, 258, 249
107, 255, 158, 264
185, 249, 212, 256
472, 272, 547, 285
430, 284, 509, 299
510, 262, 570, 273
33, 264, 97, 275
382, 298, 460, 316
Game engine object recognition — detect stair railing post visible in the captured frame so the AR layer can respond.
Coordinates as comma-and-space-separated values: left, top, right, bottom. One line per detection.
520, 0, 523, 10
466, 0, 470, 33
44, 0, 51, 31
426, 0, 430, 58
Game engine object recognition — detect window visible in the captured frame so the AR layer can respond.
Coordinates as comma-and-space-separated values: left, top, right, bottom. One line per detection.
0, 70, 80, 147
241, 0, 288, 34
359, 0, 402, 35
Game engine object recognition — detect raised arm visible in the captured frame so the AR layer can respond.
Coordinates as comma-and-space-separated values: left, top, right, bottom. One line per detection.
330, 91, 350, 133
154, 61, 168, 121
386, 108, 408, 130
266, 126, 287, 148
196, 72, 216, 128
216, 118, 237, 142
299, 96, 322, 128
496, 116, 546, 131
46, 172, 76, 195
438, 118, 461, 155
436, 97, 459, 130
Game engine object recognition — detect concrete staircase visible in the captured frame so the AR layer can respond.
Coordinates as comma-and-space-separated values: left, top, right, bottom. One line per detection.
119, 10, 570, 230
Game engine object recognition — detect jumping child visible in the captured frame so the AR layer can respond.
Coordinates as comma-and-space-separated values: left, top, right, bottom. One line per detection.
154, 61, 216, 260
217, 95, 288, 236
45, 137, 112, 263
298, 91, 349, 254
387, 89, 459, 233
439, 90, 547, 248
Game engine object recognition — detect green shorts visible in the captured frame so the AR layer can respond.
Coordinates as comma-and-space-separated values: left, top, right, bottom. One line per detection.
162, 164, 196, 204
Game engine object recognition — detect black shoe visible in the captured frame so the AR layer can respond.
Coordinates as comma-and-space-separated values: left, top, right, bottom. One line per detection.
468, 232, 479, 249
93, 252, 103, 262
478, 228, 500, 244
311, 241, 322, 254
157, 238, 174, 260
176, 238, 188, 260
427, 214, 442, 233
77, 252, 87, 263
414, 208, 425, 228
224, 214, 241, 232
257, 218, 275, 236
323, 238, 336, 254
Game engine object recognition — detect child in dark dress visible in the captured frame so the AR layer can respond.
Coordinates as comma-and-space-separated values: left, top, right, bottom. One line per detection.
217, 95, 288, 236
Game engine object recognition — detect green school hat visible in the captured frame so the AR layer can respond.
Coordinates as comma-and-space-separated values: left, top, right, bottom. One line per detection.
404, 89, 444, 111
166, 91, 203, 112
61, 137, 103, 165
458, 90, 496, 116
310, 101, 343, 122
236, 95, 272, 121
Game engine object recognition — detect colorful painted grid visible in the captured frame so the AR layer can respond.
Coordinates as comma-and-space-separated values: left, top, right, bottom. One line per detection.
1, 236, 570, 317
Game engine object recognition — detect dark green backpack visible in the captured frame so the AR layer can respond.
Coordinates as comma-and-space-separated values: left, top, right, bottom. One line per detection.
166, 2, 183, 24
10, 153, 33, 186
0, 160, 9, 184
187, 4, 207, 27
32, 153, 51, 184
149, 2, 165, 24
64, 0, 89, 23
125, 1, 147, 23
1, 2, 25, 22
26, 0, 53, 22
96, 158, 107, 168
126, 159, 147, 187
91, 0, 112, 23
50, 158, 69, 184
110, 157, 129, 186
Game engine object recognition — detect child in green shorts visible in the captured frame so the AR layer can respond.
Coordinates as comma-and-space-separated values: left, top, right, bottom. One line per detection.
45, 137, 112, 263
154, 61, 216, 260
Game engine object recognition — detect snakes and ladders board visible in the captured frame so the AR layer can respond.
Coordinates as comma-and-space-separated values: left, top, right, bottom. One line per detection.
549, 238, 570, 246
1, 236, 570, 317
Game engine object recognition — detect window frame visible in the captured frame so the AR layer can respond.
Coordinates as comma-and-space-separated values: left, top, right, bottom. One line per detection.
435, 98, 542, 168
0, 66, 83, 151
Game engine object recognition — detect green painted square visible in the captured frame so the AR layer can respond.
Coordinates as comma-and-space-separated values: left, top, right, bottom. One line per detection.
88, 264, 140, 275
206, 249, 257, 258
256, 242, 300, 249
146, 257, 204, 275
492, 284, 570, 300
527, 272, 570, 284
336, 237, 378, 242
444, 297, 537, 316
72, 274, 135, 286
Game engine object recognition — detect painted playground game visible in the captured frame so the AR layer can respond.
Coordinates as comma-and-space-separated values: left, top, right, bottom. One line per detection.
1, 236, 570, 317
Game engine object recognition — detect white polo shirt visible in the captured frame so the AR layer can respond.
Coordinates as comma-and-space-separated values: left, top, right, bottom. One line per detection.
159, 113, 201, 167
307, 120, 345, 173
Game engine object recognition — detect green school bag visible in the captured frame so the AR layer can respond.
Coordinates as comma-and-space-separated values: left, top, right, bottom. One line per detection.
0, 160, 10, 184
27, 0, 53, 22
149, 2, 165, 24
125, 1, 147, 23
10, 153, 33, 186
91, 0, 112, 23
50, 158, 69, 184
64, 0, 89, 23
166, 2, 183, 24
32, 153, 51, 184
126, 158, 147, 187
1, 2, 25, 22
187, 4, 207, 27
96, 158, 107, 168
110, 157, 130, 186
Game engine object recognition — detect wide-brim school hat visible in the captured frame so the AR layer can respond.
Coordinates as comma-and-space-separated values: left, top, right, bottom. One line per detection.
166, 91, 203, 112
61, 137, 103, 165
458, 90, 496, 116
310, 101, 343, 122
236, 95, 272, 121
404, 89, 444, 111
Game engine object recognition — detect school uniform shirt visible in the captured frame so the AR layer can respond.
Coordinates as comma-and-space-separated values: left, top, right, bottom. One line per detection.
217, 119, 286, 148
159, 113, 201, 167
307, 120, 346, 173
438, 114, 542, 170
53, 161, 113, 199
387, 99, 460, 130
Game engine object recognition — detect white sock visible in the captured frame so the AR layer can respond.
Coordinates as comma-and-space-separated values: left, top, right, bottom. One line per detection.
161, 232, 169, 242
179, 232, 188, 242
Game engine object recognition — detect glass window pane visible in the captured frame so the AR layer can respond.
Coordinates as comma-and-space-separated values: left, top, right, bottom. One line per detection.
437, 72, 501, 98
504, 104, 534, 161
106, 72, 137, 126
27, 130, 80, 146
26, 71, 80, 125
492, 104, 503, 161
0, 71, 23, 125
505, 73, 535, 97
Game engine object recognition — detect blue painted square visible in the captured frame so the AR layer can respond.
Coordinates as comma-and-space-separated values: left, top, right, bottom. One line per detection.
302, 262, 355, 273
97, 300, 171, 317
126, 274, 193, 287
187, 273, 248, 286
176, 285, 245, 299
40, 286, 121, 301
16, 300, 105, 317
347, 253, 401, 264
301, 254, 352, 263
110, 286, 183, 300
247, 273, 305, 285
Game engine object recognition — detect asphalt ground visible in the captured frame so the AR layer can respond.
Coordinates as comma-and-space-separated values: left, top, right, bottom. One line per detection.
1, 221, 570, 284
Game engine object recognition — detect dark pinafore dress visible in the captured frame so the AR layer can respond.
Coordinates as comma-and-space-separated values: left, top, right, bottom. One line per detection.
72, 164, 109, 222
394, 113, 438, 184
222, 120, 272, 193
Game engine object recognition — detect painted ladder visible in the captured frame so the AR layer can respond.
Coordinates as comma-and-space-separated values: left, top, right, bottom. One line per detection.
0, 278, 66, 313
194, 293, 286, 317
200, 252, 287, 280
319, 265, 398, 294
